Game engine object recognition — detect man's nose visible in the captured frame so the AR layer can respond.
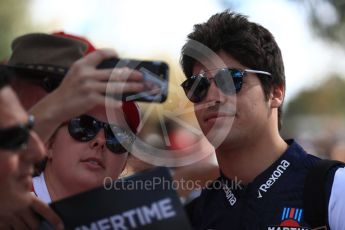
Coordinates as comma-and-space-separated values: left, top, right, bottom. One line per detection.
20, 131, 45, 163
89, 129, 106, 151
203, 79, 226, 104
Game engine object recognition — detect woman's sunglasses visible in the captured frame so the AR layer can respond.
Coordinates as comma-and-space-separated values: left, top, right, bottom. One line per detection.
0, 115, 34, 151
181, 68, 272, 103
68, 115, 135, 154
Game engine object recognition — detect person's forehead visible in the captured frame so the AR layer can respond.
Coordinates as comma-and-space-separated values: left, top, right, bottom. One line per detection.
192, 51, 247, 74
84, 106, 105, 120
86, 106, 125, 126
0, 87, 28, 128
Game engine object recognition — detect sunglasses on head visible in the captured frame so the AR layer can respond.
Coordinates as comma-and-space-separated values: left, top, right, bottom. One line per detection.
0, 115, 34, 151
68, 115, 135, 154
181, 68, 272, 103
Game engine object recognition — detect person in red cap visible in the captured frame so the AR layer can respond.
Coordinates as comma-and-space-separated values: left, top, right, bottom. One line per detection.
4, 32, 141, 144
8, 32, 96, 110
2, 32, 143, 229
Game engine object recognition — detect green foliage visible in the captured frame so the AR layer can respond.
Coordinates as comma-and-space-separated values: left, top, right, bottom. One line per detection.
290, 0, 345, 46
310, 0, 345, 46
0, 0, 31, 60
285, 75, 345, 116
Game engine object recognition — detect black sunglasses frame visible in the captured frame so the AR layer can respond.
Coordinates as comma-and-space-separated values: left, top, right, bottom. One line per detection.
68, 115, 135, 154
181, 68, 271, 103
0, 115, 34, 151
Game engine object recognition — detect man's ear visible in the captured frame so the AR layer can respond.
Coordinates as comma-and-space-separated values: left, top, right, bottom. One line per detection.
46, 137, 56, 159
46, 146, 53, 159
270, 84, 285, 108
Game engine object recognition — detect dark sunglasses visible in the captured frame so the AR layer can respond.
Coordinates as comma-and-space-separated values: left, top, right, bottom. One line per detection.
68, 115, 135, 154
0, 115, 34, 151
181, 68, 272, 103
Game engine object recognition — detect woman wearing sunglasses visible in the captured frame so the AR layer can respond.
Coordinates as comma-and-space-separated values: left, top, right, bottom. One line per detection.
16, 47, 142, 203
32, 102, 140, 203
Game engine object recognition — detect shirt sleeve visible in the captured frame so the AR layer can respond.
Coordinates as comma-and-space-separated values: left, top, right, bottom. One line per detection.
328, 167, 345, 230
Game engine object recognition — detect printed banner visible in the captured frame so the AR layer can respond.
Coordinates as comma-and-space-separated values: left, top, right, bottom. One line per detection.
41, 167, 191, 230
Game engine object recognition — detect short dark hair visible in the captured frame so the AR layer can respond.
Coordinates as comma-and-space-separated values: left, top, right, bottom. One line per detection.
180, 10, 285, 129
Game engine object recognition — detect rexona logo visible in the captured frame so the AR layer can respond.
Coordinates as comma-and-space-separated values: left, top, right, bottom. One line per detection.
267, 207, 310, 230
257, 160, 290, 198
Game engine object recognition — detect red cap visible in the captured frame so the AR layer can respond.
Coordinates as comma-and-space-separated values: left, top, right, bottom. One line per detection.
52, 31, 96, 54
122, 102, 141, 134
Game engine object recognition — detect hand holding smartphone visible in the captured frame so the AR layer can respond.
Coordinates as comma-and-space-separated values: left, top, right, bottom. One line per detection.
97, 58, 169, 103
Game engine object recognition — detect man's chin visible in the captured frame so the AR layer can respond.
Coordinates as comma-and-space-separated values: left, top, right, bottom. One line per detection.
204, 127, 231, 148
1, 191, 33, 216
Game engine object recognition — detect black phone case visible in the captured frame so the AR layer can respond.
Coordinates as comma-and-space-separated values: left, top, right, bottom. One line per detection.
97, 58, 169, 103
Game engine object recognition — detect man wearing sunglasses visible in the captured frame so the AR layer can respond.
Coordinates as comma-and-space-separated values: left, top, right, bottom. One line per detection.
0, 71, 63, 229
181, 11, 345, 229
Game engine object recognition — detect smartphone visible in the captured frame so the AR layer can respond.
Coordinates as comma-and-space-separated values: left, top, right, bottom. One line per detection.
97, 58, 169, 103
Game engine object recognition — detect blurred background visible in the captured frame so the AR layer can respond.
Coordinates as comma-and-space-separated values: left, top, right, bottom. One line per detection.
1, 0, 345, 162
